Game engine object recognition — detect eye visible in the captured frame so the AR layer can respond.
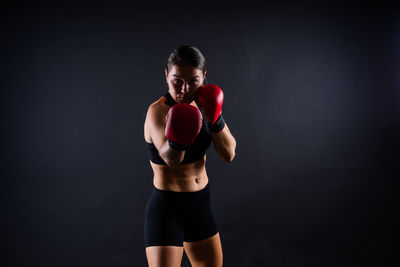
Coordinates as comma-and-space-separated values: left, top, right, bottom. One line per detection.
173, 79, 183, 84
189, 80, 199, 85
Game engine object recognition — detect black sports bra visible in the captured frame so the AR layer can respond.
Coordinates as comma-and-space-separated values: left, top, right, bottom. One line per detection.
145, 91, 212, 165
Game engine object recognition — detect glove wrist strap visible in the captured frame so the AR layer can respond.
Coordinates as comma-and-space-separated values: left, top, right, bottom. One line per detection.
168, 139, 188, 151
209, 113, 225, 134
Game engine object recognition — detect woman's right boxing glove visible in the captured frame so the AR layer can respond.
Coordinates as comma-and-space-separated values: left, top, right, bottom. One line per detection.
165, 103, 203, 151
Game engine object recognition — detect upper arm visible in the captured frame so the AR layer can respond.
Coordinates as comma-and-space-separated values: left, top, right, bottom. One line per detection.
145, 102, 186, 166
145, 104, 168, 153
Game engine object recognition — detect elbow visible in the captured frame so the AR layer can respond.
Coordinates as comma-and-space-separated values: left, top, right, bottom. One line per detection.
166, 162, 178, 167
163, 154, 183, 167
225, 140, 237, 162
160, 145, 184, 167
224, 151, 236, 162
216, 145, 236, 162
164, 157, 181, 167
228, 152, 236, 162
226, 143, 236, 162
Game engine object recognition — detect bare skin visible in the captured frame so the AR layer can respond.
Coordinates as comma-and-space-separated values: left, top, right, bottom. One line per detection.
144, 65, 236, 267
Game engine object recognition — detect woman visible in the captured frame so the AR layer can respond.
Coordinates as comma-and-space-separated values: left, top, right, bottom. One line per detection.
143, 45, 236, 267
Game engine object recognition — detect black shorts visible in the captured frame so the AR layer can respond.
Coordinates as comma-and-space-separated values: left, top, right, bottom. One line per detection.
144, 182, 218, 247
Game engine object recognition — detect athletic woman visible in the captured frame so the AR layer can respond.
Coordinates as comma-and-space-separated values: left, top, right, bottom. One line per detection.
143, 45, 236, 267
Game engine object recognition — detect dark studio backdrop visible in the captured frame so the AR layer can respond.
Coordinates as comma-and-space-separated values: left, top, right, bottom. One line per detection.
1, 1, 399, 266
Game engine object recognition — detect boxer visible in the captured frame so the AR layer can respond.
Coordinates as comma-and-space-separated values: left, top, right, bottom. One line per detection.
143, 45, 236, 267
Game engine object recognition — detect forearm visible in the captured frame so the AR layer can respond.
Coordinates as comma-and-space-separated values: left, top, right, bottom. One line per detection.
159, 141, 185, 166
211, 123, 236, 162
196, 84, 236, 162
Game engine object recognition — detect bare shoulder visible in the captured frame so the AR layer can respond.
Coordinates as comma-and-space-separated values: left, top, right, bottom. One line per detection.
144, 96, 170, 143
145, 96, 169, 121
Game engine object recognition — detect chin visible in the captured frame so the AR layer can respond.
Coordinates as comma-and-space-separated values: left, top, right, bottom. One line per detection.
178, 98, 188, 103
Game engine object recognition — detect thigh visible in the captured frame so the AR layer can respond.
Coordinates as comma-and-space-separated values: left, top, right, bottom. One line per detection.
144, 189, 184, 247
183, 186, 218, 243
183, 232, 223, 267
146, 246, 184, 267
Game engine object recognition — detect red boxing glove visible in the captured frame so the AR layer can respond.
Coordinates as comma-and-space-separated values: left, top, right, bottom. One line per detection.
165, 103, 203, 151
195, 84, 226, 133
195, 84, 224, 124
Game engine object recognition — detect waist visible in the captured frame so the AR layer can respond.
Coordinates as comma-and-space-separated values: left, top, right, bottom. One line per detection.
152, 181, 211, 197
150, 155, 208, 192
153, 176, 209, 192
152, 169, 208, 192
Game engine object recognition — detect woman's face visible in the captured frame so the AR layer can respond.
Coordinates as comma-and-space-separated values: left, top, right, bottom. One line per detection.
165, 65, 206, 104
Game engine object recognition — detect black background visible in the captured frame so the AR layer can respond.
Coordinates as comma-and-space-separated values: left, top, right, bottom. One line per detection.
2, 1, 399, 266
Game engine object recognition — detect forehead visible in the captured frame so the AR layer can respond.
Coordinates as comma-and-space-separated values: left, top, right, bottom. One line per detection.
170, 65, 203, 78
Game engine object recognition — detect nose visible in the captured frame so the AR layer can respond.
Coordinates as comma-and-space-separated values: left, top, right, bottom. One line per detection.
180, 83, 190, 93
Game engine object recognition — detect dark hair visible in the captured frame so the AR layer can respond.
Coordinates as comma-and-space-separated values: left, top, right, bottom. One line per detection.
165, 46, 207, 74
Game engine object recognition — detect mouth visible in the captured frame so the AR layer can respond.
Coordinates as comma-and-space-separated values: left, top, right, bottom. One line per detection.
178, 96, 188, 101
